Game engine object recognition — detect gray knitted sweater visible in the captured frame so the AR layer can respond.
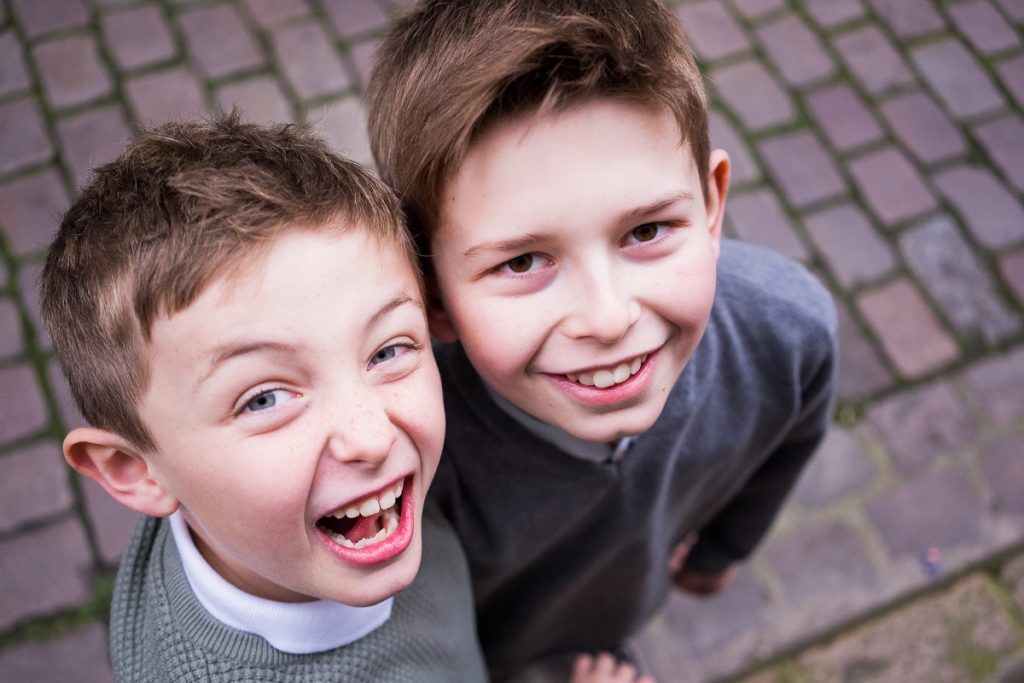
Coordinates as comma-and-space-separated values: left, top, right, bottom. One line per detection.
431, 240, 838, 678
110, 504, 488, 682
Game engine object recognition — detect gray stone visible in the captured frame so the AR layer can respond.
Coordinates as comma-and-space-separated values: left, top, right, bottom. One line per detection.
997, 55, 1024, 108
677, 1, 750, 62
981, 431, 1024, 516
805, 84, 884, 152
180, 4, 264, 79
0, 98, 54, 174
793, 426, 876, 507
102, 5, 177, 71
869, 0, 947, 38
33, 35, 113, 109
57, 106, 132, 189
973, 114, 1024, 193
0, 622, 113, 682
726, 189, 808, 261
833, 26, 915, 95
0, 442, 73, 533
731, 0, 785, 19
711, 60, 795, 131
964, 348, 1024, 426
833, 298, 892, 400
312, 97, 373, 166
1004, 554, 1024, 615
322, 0, 391, 37
801, 0, 865, 27
949, 0, 1021, 54
933, 164, 1024, 249
997, 0, 1024, 21
0, 363, 49, 444
272, 21, 352, 100
709, 110, 759, 185
848, 147, 937, 226
17, 262, 47, 349
0, 169, 69, 257
1001, 249, 1024, 304
804, 203, 895, 288
217, 76, 295, 125
11, 0, 88, 39
0, 297, 22, 358
244, 0, 311, 27
81, 475, 140, 565
911, 39, 1005, 120
349, 38, 380, 88
0, 29, 30, 96
125, 67, 207, 124
755, 13, 834, 88
758, 131, 846, 208
48, 360, 86, 431
880, 91, 967, 165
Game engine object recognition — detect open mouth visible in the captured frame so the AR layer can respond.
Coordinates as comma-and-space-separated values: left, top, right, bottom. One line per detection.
316, 479, 405, 549
565, 353, 648, 389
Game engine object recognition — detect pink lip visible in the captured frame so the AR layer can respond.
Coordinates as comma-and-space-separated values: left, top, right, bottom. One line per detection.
317, 475, 415, 567
545, 349, 659, 406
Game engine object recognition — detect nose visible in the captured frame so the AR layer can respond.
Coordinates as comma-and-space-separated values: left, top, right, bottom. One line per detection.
562, 262, 641, 344
322, 389, 397, 467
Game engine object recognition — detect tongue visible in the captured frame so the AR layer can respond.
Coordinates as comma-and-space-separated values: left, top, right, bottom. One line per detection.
344, 512, 383, 543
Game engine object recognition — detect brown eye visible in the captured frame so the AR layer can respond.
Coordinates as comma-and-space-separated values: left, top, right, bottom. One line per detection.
631, 224, 659, 242
506, 254, 534, 273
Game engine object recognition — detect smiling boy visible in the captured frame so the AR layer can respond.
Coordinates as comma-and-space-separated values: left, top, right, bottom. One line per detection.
368, 1, 838, 680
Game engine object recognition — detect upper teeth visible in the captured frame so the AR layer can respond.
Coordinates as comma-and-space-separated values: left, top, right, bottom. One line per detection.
328, 479, 404, 521
567, 354, 647, 389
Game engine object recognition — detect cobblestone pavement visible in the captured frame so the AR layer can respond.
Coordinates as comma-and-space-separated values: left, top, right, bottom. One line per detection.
0, 0, 1022, 681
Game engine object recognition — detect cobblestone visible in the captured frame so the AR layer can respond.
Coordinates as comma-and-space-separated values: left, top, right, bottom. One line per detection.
800, 0, 865, 27
711, 59, 795, 130
314, 97, 373, 166
0, 622, 112, 682
755, 13, 834, 88
911, 39, 1005, 120
180, 3, 264, 79
709, 110, 759, 185
0, 298, 22, 359
17, 262, 46, 349
322, 0, 391, 38
0, 98, 54, 174
0, 363, 49, 443
33, 34, 113, 110
125, 67, 207, 123
725, 189, 808, 261
758, 130, 846, 208
973, 114, 1024, 194
949, 0, 1021, 54
1001, 249, 1024, 303
833, 26, 915, 95
0, 168, 68, 256
848, 147, 937, 226
0, 30, 30, 96
932, 164, 1024, 249
272, 21, 352, 100
0, 442, 73, 533
81, 475, 140, 565
217, 76, 295, 124
996, 55, 1024, 108
1004, 554, 1024, 612
805, 84, 884, 153
731, 0, 785, 19
963, 347, 1024, 426
792, 426, 876, 508
981, 430, 1024, 516
833, 299, 893, 400
998, 0, 1024, 20
350, 38, 380, 88
879, 91, 967, 165
869, 0, 947, 38
677, 2, 750, 63
101, 5, 176, 72
57, 105, 132, 188
48, 360, 85, 431
11, 0, 89, 40
857, 279, 959, 378
804, 203, 895, 288
244, 0, 311, 27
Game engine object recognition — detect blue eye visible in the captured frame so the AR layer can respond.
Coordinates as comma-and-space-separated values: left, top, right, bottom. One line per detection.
243, 388, 291, 413
372, 346, 398, 365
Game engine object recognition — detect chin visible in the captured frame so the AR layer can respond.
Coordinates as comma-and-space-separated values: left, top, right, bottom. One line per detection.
344, 543, 422, 607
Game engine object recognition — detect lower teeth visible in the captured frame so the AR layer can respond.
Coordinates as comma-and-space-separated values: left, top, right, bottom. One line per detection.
330, 509, 399, 549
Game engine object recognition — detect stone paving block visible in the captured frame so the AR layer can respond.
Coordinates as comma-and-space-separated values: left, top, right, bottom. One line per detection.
0, 168, 68, 257
933, 164, 1024, 249
0, 441, 73, 533
0, 622, 112, 683
0, 517, 93, 631
800, 0, 865, 27
758, 131, 846, 208
272, 21, 352, 100
101, 5, 176, 72
805, 84, 884, 153
33, 35, 113, 110
868, 381, 979, 475
964, 348, 1024, 426
125, 67, 207, 124
677, 2, 750, 63
833, 298, 892, 400
998, 0, 1024, 20
1001, 249, 1024, 304
869, 0, 947, 38
11, 0, 88, 39
711, 60, 795, 131
804, 203, 895, 288
244, 0, 310, 27
879, 91, 967, 166
997, 55, 1024, 109
0, 363, 49, 443
973, 114, 1024, 194
900, 214, 1020, 344
833, 26, 916, 95
17, 262, 46, 349
0, 298, 22, 358
793, 425, 876, 508
350, 38, 380, 88
755, 13, 834, 88
1004, 553, 1024, 613
48, 360, 85, 431
56, 105, 131, 188
81, 475, 140, 566
725, 188, 808, 261
709, 110, 759, 185
799, 574, 1021, 683
981, 430, 1024, 516
0, 30, 30, 96
911, 39, 1005, 121
0, 98, 54, 174
217, 76, 294, 124
950, 0, 1022, 54
857, 279, 959, 378
731, 0, 785, 19
849, 147, 937, 227
313, 97, 373, 166
180, 3, 263, 79
322, 0, 391, 38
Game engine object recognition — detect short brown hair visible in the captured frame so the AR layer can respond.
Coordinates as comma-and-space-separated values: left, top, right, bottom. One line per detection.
367, 0, 709, 241
41, 113, 414, 451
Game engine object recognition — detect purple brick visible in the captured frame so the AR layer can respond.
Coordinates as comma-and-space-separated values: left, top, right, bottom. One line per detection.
900, 214, 1020, 343
677, 2, 750, 63
998, 0, 1024, 21
834, 298, 892, 400
848, 147, 937, 226
758, 131, 846, 208
322, 0, 390, 37
49, 360, 86, 430
997, 56, 1024, 108
869, 0, 946, 38
0, 30, 30, 96
217, 76, 294, 125
0, 518, 93, 630
0, 441, 73, 533
180, 4, 263, 79
102, 5, 176, 71
17, 262, 46, 348
982, 431, 1024, 515
964, 347, 1024, 425
932, 164, 1024, 249
868, 381, 978, 475
0, 363, 49, 443
756, 13, 834, 88
711, 59, 795, 131
0, 98, 54, 174
0, 169, 68, 257
951, 0, 1022, 54
244, 0, 311, 27
56, 106, 131, 188
911, 39, 1005, 120
81, 475, 140, 565
805, 203, 895, 288
1001, 249, 1024, 304
801, 0, 865, 27
880, 91, 967, 165
272, 21, 352, 100
0, 623, 112, 682
125, 67, 207, 124
33, 35, 113, 109
834, 26, 915, 95
793, 426, 876, 507
731, 0, 785, 19
0, 298, 22, 358
857, 279, 958, 378
315, 96, 373, 166
709, 110, 759, 185
11, 0, 88, 39
805, 84, 884, 152
974, 114, 1024, 193
866, 466, 986, 557
726, 189, 808, 261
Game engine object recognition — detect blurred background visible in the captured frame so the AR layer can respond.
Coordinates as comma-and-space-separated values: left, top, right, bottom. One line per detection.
0, 0, 1022, 681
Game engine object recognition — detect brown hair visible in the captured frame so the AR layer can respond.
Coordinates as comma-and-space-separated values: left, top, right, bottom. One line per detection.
41, 113, 414, 451
367, 0, 709, 243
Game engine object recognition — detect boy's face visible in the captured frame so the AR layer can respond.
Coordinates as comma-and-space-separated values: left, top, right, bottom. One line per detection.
138, 229, 443, 606
431, 99, 728, 443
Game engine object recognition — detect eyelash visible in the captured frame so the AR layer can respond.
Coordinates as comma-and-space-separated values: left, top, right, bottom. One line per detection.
369, 341, 421, 367
235, 385, 294, 416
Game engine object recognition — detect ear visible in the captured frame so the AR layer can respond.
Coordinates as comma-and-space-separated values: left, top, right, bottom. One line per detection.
63, 428, 179, 518
705, 149, 731, 259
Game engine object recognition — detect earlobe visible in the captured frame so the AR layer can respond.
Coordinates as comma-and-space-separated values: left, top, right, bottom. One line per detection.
64, 428, 179, 517
706, 149, 731, 258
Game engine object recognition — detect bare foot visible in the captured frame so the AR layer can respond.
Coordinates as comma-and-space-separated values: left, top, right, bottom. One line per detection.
570, 652, 655, 683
